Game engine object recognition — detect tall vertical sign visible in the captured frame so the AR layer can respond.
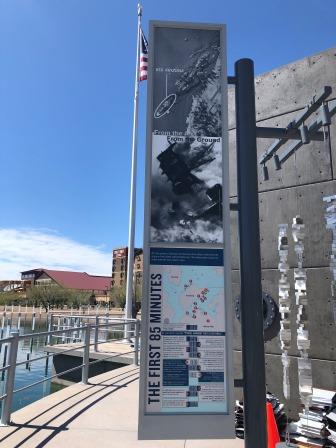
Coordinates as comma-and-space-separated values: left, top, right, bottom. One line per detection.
138, 21, 234, 440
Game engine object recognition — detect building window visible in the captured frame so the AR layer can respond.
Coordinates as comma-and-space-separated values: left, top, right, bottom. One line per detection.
36, 279, 52, 285
112, 281, 115, 286
120, 280, 123, 286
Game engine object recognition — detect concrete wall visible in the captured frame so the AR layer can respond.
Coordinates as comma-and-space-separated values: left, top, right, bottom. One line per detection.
228, 47, 336, 416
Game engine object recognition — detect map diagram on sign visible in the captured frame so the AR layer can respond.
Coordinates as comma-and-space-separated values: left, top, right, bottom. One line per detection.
161, 265, 225, 331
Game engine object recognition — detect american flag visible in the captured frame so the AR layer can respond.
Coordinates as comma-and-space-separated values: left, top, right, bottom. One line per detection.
139, 28, 148, 81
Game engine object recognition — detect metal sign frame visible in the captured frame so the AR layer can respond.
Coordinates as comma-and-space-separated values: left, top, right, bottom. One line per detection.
138, 20, 235, 440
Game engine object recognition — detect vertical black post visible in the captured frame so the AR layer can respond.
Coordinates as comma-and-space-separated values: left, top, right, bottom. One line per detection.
234, 58, 267, 448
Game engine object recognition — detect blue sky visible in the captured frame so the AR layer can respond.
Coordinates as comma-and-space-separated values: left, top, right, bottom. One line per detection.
0, 0, 335, 278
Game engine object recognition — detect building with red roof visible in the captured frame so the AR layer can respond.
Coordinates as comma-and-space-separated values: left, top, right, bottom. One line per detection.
21, 268, 111, 297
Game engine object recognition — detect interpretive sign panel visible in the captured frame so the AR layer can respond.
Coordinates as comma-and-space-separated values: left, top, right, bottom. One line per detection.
147, 247, 227, 414
139, 21, 234, 440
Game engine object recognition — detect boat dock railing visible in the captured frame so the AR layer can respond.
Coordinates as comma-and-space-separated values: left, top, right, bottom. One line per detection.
0, 316, 140, 426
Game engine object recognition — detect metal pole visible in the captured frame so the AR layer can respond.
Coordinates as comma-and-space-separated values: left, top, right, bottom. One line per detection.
32, 307, 36, 332
134, 320, 140, 366
1, 331, 19, 426
47, 314, 53, 346
82, 325, 90, 384
17, 307, 21, 331
1, 345, 8, 381
94, 316, 99, 352
105, 312, 109, 341
124, 3, 142, 340
0, 329, 3, 354
234, 58, 267, 448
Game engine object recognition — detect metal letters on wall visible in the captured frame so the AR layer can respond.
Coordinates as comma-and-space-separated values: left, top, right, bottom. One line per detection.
278, 217, 313, 411
323, 195, 336, 324
278, 224, 291, 400
292, 216, 313, 411
138, 21, 234, 440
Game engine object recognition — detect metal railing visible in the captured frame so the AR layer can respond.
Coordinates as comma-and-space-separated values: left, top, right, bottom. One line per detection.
0, 316, 140, 426
47, 313, 136, 346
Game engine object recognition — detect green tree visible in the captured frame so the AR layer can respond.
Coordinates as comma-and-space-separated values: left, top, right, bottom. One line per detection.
110, 286, 126, 309
0, 292, 24, 306
25, 285, 91, 311
109, 284, 141, 317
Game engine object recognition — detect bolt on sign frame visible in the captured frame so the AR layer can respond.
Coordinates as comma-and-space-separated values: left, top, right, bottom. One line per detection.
138, 21, 235, 440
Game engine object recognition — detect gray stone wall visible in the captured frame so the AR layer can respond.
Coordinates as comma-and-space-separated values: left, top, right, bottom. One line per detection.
228, 47, 336, 416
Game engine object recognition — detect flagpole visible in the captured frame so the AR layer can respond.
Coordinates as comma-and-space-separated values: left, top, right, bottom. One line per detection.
124, 3, 142, 340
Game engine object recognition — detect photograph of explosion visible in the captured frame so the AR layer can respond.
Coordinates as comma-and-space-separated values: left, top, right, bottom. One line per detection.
150, 26, 224, 244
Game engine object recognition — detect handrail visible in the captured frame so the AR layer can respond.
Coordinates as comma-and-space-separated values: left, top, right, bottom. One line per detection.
0, 365, 10, 374
0, 318, 141, 426
14, 344, 87, 367
13, 347, 138, 395
12, 335, 133, 369
17, 320, 135, 341
13, 363, 86, 394
50, 314, 137, 322
0, 336, 15, 344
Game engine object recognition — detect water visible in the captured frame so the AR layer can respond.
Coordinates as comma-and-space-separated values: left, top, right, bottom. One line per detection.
0, 321, 65, 413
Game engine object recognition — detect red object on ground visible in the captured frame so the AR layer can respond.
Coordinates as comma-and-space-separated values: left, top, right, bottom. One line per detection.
266, 401, 280, 448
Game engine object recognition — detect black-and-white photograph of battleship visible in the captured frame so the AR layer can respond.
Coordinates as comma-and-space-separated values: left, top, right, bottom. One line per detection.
150, 27, 223, 243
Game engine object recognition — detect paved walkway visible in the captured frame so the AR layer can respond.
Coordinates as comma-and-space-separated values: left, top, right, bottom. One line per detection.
0, 365, 244, 448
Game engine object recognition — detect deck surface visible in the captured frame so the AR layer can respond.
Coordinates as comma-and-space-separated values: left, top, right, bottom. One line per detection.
0, 365, 244, 448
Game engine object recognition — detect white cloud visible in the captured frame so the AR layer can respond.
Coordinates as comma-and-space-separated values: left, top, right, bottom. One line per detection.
0, 228, 112, 279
